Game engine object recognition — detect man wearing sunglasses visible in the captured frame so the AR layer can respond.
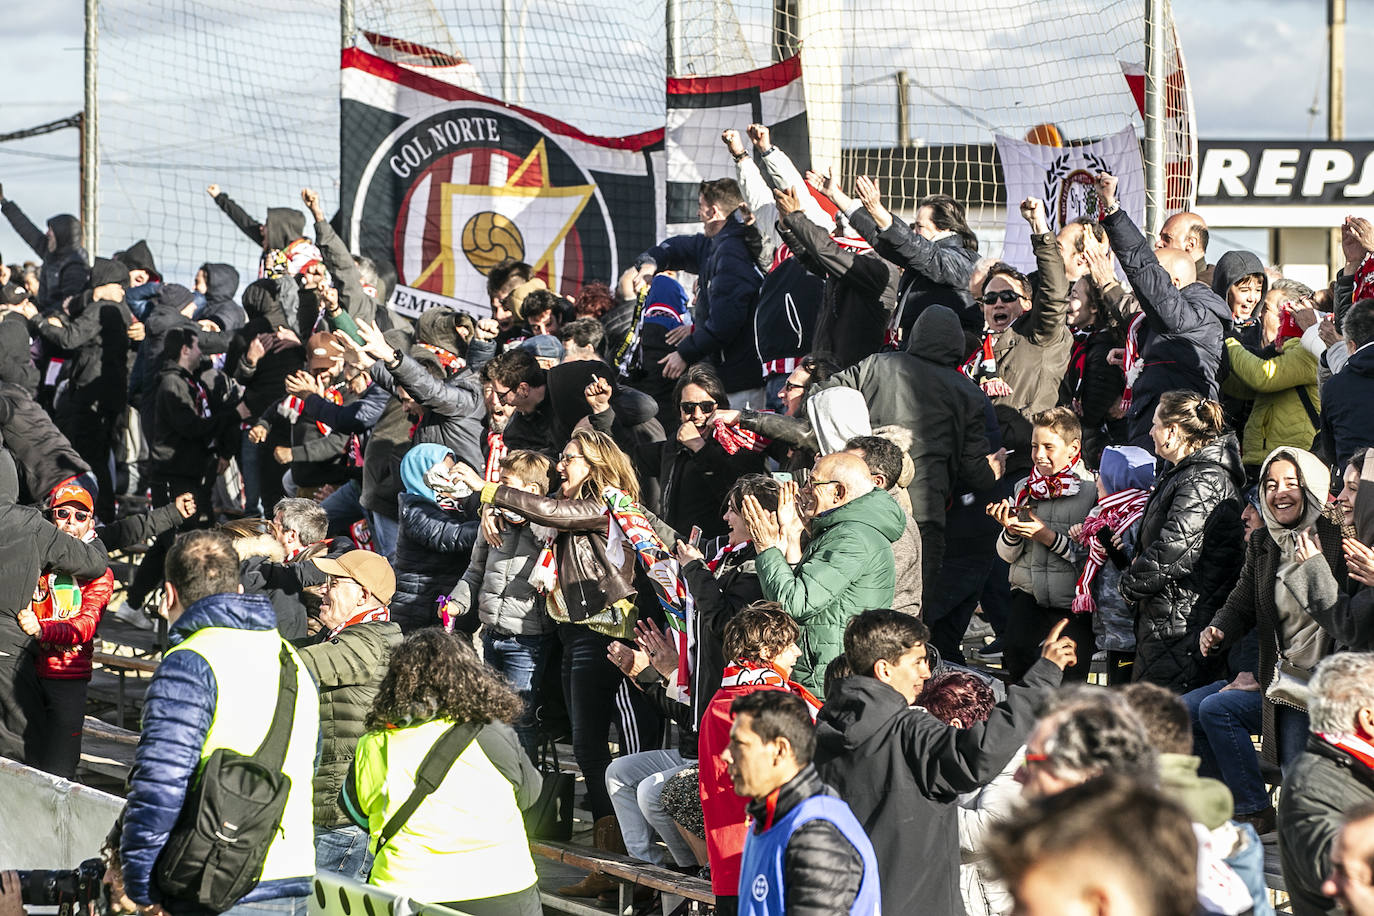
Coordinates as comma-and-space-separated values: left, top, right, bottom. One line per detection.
0, 453, 108, 765
16, 482, 113, 778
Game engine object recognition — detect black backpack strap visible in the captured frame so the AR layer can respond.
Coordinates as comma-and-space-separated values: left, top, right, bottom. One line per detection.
1295, 384, 1321, 433
253, 643, 300, 772
375, 721, 482, 855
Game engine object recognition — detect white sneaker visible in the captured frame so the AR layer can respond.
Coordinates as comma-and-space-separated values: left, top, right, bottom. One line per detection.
113, 600, 154, 630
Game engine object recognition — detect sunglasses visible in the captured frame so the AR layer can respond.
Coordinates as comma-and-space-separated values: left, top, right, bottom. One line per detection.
53, 506, 91, 523
979, 290, 1026, 305
557, 451, 585, 464
781, 381, 806, 393
679, 400, 716, 414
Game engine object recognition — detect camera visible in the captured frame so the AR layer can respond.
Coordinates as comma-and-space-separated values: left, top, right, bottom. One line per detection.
16, 858, 108, 914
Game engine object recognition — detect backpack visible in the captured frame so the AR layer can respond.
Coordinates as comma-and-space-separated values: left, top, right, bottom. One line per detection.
155, 644, 299, 913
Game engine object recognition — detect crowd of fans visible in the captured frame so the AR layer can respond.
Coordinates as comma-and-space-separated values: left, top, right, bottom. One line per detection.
1, 115, 1374, 916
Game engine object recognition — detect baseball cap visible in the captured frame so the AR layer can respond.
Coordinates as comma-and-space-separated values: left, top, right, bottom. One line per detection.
313, 549, 396, 604
307, 331, 345, 370
520, 334, 565, 363
50, 481, 94, 512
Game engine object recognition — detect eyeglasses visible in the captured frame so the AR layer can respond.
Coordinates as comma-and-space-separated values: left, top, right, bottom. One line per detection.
557, 451, 585, 465
781, 381, 807, 393
491, 385, 515, 403
979, 290, 1026, 305
803, 478, 841, 492
679, 400, 716, 415
53, 506, 91, 523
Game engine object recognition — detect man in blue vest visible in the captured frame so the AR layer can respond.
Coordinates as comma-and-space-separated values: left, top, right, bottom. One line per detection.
121, 529, 319, 916
725, 690, 880, 916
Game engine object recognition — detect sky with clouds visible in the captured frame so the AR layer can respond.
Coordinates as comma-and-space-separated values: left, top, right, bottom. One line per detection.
0, 0, 1368, 276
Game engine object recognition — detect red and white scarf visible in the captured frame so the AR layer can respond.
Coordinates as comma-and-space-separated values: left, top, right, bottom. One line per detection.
484, 430, 507, 483
1017, 457, 1083, 504
712, 419, 770, 455
707, 540, 750, 573
1355, 253, 1374, 305
719, 661, 823, 720
416, 341, 466, 374
328, 604, 390, 639
1119, 312, 1146, 413
960, 333, 1014, 398
1317, 732, 1374, 772
1070, 487, 1150, 614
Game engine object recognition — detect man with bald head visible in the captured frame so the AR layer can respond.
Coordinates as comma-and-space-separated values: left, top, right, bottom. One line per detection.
1095, 173, 1231, 449
743, 451, 909, 694
1156, 211, 1212, 285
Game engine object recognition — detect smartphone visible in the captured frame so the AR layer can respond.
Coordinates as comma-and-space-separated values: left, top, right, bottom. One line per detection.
689, 525, 702, 549
770, 472, 793, 483
1016, 506, 1033, 523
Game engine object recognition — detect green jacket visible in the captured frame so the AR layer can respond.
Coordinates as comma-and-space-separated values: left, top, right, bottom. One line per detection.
297, 620, 403, 827
756, 488, 907, 694
1222, 337, 1320, 467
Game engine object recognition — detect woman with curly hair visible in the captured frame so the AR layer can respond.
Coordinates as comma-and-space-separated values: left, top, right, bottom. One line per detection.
342, 630, 541, 916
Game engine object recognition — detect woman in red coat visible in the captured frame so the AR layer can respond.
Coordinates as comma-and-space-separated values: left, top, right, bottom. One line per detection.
698, 602, 817, 914
17, 482, 113, 778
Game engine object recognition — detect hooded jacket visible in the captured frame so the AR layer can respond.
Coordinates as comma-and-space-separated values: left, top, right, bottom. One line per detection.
392, 443, 479, 633
228, 279, 308, 417
1103, 209, 1232, 444
116, 240, 159, 280
777, 210, 897, 368
639, 217, 767, 392
1211, 250, 1269, 328
755, 488, 908, 694
848, 205, 981, 338
146, 362, 231, 479
1123, 433, 1247, 691
0, 315, 38, 394
815, 305, 998, 528
0, 202, 88, 309
131, 284, 233, 403
0, 382, 91, 502
198, 263, 245, 331
212, 191, 306, 251
1320, 342, 1374, 468
32, 286, 134, 416
813, 660, 1063, 916
0, 449, 109, 758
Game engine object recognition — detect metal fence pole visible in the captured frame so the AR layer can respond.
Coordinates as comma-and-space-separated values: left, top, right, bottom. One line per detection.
1143, 0, 1166, 239
83, 0, 98, 255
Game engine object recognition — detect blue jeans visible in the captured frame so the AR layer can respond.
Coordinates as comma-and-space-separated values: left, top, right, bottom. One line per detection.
482, 629, 554, 760
1183, 680, 1311, 814
320, 480, 365, 537
369, 512, 398, 562
218, 894, 309, 916
314, 823, 373, 883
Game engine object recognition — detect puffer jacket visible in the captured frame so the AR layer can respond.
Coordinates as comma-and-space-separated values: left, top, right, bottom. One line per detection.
297, 620, 402, 827
393, 445, 479, 633
0, 203, 88, 309
449, 521, 552, 636
815, 305, 998, 530
31, 568, 114, 680
1122, 433, 1246, 691
638, 217, 767, 393
849, 206, 981, 338
368, 352, 485, 469
755, 487, 908, 694
1278, 737, 1374, 916
1102, 208, 1232, 444
997, 462, 1096, 609
1222, 337, 1320, 467
120, 592, 318, 907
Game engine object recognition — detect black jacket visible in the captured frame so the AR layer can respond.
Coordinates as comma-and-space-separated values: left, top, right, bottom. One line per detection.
777, 211, 897, 369
656, 433, 766, 540
1321, 343, 1374, 469
302, 383, 409, 520
0, 381, 90, 503
814, 661, 1062, 916
392, 493, 479, 633
1102, 209, 1231, 444
0, 203, 88, 310
0, 315, 38, 394
640, 217, 767, 392
32, 288, 134, 416
369, 353, 485, 469
1122, 433, 1246, 691
849, 206, 980, 337
816, 305, 997, 528
239, 555, 320, 640
1062, 326, 1127, 468
198, 263, 245, 332
228, 279, 308, 417
131, 290, 233, 404
212, 192, 306, 251
742, 764, 865, 916
752, 255, 824, 365
1279, 737, 1374, 916
147, 363, 231, 479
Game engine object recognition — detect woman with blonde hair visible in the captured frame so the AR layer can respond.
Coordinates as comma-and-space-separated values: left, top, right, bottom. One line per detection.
450, 428, 666, 892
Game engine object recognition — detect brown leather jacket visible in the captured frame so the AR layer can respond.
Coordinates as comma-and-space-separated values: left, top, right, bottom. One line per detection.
486, 485, 637, 623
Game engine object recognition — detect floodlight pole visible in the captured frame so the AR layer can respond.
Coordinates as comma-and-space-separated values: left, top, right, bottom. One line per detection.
82, 0, 99, 255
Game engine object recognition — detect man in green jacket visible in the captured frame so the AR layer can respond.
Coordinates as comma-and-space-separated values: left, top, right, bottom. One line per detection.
297, 549, 403, 881
745, 451, 906, 694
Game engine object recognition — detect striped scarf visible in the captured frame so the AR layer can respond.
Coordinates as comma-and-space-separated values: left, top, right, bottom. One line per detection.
1120, 312, 1146, 412
484, 430, 507, 483
1071, 487, 1150, 614
713, 419, 770, 455
1017, 456, 1083, 504
719, 662, 822, 720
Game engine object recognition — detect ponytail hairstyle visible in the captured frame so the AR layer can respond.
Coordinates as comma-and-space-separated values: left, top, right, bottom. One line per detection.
1155, 390, 1226, 451
919, 194, 979, 252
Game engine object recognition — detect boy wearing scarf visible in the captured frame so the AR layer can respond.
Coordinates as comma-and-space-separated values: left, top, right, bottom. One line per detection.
1070, 445, 1156, 684
988, 406, 1097, 682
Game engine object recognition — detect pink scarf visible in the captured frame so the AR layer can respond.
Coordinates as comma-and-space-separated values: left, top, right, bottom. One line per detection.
1071, 488, 1150, 614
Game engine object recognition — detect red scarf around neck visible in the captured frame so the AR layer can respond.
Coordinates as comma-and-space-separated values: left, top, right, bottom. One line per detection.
1017, 457, 1083, 504
720, 661, 822, 719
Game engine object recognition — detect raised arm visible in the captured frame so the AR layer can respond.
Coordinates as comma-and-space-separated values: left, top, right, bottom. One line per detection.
207, 184, 266, 247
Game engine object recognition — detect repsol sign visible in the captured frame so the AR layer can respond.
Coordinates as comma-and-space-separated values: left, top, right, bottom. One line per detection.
1197, 140, 1374, 204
